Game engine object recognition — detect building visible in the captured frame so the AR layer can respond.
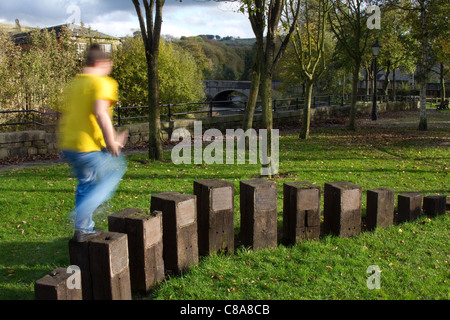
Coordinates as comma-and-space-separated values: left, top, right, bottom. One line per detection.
359, 67, 449, 98
12, 23, 121, 53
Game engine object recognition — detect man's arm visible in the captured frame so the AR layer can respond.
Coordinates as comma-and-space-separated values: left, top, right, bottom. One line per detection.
94, 99, 123, 156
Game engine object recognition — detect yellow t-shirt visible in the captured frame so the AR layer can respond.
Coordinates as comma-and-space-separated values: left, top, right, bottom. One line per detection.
58, 73, 118, 152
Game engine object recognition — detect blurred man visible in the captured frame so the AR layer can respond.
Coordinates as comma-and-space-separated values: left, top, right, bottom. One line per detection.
58, 44, 128, 242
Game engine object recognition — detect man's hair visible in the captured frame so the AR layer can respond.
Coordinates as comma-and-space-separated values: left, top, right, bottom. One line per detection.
85, 43, 111, 67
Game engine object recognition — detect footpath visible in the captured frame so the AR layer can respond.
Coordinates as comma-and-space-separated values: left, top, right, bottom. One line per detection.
1, 109, 448, 173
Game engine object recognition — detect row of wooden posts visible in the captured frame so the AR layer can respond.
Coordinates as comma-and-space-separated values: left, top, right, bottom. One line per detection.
34, 178, 448, 300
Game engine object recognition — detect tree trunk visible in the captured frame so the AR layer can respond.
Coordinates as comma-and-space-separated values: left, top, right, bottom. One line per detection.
259, 69, 274, 177
418, 0, 429, 131
392, 68, 396, 98
366, 67, 370, 97
349, 64, 359, 131
148, 60, 163, 160
440, 62, 446, 107
260, 71, 273, 130
418, 83, 428, 130
383, 61, 391, 101
242, 63, 261, 131
300, 80, 313, 139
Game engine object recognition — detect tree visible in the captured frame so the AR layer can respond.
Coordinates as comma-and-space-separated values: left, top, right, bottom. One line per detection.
414, 0, 431, 130
158, 41, 206, 103
239, 0, 300, 134
0, 30, 21, 110
388, 0, 448, 130
395, 0, 431, 130
428, 0, 449, 108
284, 0, 330, 139
176, 36, 215, 79
328, 0, 372, 131
112, 36, 205, 107
112, 36, 148, 107
0, 27, 79, 113
365, 5, 417, 100
381, 10, 416, 98
131, 0, 168, 160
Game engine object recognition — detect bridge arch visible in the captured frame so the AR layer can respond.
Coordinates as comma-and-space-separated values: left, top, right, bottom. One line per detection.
203, 80, 280, 102
211, 90, 248, 102
204, 80, 252, 101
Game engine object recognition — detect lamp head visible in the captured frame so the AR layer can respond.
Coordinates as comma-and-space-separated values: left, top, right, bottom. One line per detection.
372, 39, 381, 57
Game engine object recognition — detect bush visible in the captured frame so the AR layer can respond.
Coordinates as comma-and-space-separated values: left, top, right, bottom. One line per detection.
112, 36, 206, 110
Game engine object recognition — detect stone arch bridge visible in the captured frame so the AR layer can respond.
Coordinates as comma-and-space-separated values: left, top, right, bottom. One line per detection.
204, 80, 281, 101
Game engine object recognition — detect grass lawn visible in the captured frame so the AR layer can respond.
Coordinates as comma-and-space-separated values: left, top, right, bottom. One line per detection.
0, 109, 448, 300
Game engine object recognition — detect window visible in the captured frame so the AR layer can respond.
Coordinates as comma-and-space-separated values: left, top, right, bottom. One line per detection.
99, 43, 112, 53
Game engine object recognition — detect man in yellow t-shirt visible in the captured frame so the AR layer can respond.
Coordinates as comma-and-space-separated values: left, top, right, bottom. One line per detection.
58, 44, 128, 242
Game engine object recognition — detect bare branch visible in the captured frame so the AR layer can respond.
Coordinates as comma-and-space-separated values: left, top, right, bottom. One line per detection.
132, 0, 149, 51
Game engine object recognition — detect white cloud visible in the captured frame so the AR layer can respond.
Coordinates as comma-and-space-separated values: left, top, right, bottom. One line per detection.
0, 0, 252, 38
83, 10, 139, 37
162, 2, 251, 38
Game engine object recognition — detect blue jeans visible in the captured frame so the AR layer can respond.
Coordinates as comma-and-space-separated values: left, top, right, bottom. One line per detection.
62, 149, 127, 233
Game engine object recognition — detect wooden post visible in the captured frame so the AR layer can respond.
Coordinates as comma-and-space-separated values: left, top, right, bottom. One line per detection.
150, 192, 199, 274
366, 188, 395, 230
324, 180, 362, 237
68, 238, 94, 300
239, 179, 278, 249
398, 192, 422, 222
68, 232, 132, 300
422, 195, 446, 217
283, 181, 320, 244
194, 179, 235, 255
34, 267, 82, 300
108, 208, 164, 293
88, 232, 132, 300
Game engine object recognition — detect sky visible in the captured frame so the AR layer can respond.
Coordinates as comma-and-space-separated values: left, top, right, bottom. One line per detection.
0, 0, 254, 39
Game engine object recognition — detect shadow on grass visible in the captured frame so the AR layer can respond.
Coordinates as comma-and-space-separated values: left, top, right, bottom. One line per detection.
0, 237, 71, 300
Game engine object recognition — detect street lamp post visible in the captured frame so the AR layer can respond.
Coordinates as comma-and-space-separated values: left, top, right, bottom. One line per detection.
372, 39, 381, 121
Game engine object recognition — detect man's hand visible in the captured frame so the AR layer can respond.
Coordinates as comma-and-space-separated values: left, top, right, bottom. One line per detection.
116, 129, 129, 149
94, 99, 127, 157
107, 140, 123, 157
108, 130, 129, 157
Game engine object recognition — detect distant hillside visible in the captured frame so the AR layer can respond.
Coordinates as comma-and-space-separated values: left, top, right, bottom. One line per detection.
220, 38, 256, 47
176, 35, 255, 81
0, 23, 36, 34
195, 34, 256, 47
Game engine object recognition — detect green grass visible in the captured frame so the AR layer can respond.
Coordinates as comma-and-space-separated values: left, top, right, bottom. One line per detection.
0, 110, 449, 300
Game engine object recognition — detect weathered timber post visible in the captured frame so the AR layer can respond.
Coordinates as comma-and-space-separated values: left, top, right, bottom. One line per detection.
422, 195, 446, 217
68, 232, 132, 300
194, 179, 235, 255
283, 181, 320, 244
68, 238, 93, 300
324, 180, 362, 237
366, 188, 395, 230
239, 179, 278, 249
150, 192, 199, 274
88, 232, 132, 300
398, 192, 422, 222
108, 208, 164, 293
34, 267, 82, 300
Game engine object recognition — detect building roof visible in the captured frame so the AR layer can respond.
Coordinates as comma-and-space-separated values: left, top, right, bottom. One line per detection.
12, 23, 118, 45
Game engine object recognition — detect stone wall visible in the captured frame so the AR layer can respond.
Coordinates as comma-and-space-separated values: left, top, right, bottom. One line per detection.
0, 130, 58, 160
0, 101, 417, 160
126, 101, 417, 143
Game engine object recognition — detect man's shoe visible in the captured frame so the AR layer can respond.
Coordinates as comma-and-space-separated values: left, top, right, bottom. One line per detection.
72, 228, 103, 242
